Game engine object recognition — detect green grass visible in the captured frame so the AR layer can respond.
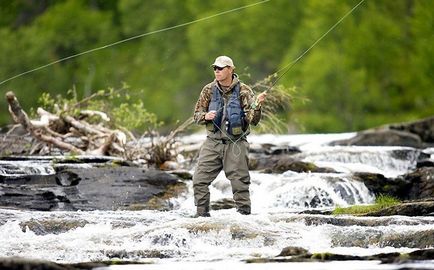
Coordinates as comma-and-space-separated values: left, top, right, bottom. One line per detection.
333, 195, 401, 215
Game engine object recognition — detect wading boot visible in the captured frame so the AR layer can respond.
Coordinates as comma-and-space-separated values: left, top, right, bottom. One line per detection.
194, 206, 210, 218
237, 207, 251, 215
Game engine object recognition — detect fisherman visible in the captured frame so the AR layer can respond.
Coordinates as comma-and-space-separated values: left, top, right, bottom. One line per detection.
192, 55, 267, 217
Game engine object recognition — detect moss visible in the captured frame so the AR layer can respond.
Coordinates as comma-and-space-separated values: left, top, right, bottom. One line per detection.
399, 253, 410, 261
333, 195, 400, 215
311, 252, 332, 260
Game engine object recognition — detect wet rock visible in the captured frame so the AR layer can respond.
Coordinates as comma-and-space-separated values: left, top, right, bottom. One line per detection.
142, 182, 188, 211
298, 209, 333, 215
105, 249, 175, 259
417, 159, 434, 168
331, 129, 422, 148
20, 218, 89, 235
0, 257, 75, 270
167, 169, 193, 180
376, 230, 434, 249
364, 199, 434, 217
277, 246, 309, 257
310, 253, 364, 261
389, 116, 434, 143
305, 191, 334, 208
263, 145, 301, 155
0, 185, 74, 211
331, 227, 434, 249
401, 167, 434, 199
0, 165, 186, 211
247, 146, 306, 172
406, 249, 434, 261
354, 168, 434, 201
0, 257, 149, 270
287, 214, 433, 226
352, 172, 410, 199
273, 157, 336, 174
211, 198, 235, 210
246, 249, 434, 264
56, 170, 80, 186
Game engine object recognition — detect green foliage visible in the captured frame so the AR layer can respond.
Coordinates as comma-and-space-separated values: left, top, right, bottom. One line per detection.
34, 84, 161, 132
333, 194, 401, 215
1, 0, 433, 132
111, 101, 161, 131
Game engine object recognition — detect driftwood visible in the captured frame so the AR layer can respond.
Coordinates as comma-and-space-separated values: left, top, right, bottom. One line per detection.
6, 91, 85, 154
5, 91, 126, 156
5, 91, 193, 166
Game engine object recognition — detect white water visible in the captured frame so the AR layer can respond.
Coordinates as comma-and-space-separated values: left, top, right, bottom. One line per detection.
1, 133, 433, 269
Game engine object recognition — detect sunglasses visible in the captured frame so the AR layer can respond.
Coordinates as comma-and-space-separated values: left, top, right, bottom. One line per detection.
213, 66, 226, 71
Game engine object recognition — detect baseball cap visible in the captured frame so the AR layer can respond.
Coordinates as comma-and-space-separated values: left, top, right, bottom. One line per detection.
211, 56, 235, 68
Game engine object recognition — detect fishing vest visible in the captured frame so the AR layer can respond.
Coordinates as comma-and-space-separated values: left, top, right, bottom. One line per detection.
208, 82, 246, 136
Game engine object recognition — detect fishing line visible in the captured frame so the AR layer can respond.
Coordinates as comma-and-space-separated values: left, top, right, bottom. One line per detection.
0, 0, 270, 86
268, 0, 366, 92
213, 0, 366, 156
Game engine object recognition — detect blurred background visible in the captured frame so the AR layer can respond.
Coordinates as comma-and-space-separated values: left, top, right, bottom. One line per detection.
0, 0, 432, 133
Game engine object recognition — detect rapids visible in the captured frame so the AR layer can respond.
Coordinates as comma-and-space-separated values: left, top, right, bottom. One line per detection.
1, 133, 433, 269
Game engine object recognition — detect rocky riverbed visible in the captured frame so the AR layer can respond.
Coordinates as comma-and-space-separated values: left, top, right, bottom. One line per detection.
0, 116, 433, 269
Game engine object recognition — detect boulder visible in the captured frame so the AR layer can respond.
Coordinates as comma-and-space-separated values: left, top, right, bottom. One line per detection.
249, 155, 336, 173
277, 247, 310, 257
352, 172, 411, 199
331, 129, 422, 147
402, 167, 434, 199
272, 157, 336, 173
389, 116, 434, 143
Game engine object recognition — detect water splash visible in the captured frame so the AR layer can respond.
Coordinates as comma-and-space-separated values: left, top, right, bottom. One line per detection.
0, 160, 55, 177
0, 208, 432, 264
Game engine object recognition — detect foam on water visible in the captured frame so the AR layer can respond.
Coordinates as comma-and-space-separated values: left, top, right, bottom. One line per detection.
0, 160, 55, 176
1, 208, 433, 265
1, 133, 433, 269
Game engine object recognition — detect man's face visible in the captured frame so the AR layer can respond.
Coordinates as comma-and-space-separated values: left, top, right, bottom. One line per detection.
213, 66, 233, 82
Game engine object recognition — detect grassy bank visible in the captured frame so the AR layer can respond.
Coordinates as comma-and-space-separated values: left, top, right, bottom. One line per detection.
333, 195, 401, 215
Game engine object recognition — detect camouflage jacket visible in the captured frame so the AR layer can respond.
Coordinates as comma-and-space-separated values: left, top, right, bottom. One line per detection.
193, 74, 262, 139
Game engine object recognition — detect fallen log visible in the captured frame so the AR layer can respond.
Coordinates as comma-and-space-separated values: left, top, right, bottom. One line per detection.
6, 91, 85, 154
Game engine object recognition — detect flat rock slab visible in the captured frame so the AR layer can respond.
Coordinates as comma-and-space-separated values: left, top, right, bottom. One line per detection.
0, 166, 184, 211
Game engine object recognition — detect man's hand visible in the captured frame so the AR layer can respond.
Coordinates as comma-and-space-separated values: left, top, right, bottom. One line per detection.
256, 91, 267, 106
205, 110, 217, 120
257, 91, 267, 103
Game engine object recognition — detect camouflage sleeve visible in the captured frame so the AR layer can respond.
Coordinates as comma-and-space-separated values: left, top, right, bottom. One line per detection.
240, 84, 262, 126
193, 84, 212, 125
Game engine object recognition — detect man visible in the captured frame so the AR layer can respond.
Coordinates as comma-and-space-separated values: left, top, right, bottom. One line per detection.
192, 55, 266, 217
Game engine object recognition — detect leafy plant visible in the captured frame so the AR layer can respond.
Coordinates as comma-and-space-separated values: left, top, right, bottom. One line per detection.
34, 83, 161, 133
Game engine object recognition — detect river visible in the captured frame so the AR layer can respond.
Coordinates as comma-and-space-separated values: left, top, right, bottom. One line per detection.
1, 133, 433, 269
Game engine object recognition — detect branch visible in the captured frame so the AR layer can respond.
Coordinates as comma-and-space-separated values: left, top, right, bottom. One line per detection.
5, 91, 85, 154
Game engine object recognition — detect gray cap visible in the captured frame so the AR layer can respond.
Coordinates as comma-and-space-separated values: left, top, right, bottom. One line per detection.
211, 56, 235, 68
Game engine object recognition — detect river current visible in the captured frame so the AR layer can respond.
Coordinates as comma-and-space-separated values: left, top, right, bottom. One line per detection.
1, 133, 433, 269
